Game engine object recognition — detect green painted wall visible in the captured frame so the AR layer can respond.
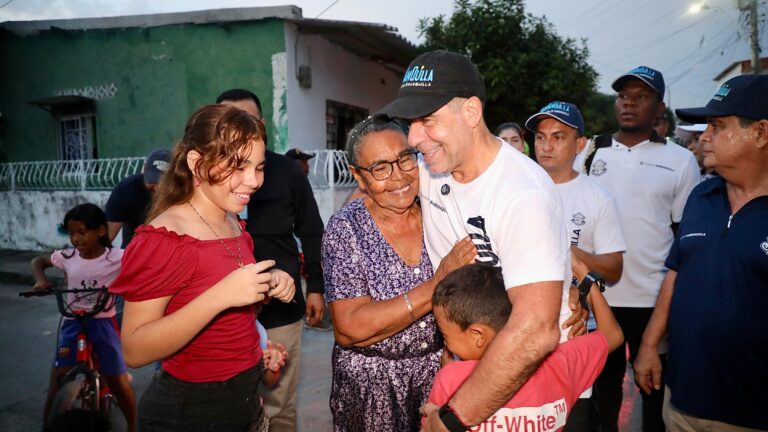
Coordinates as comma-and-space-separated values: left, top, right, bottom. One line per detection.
0, 19, 285, 162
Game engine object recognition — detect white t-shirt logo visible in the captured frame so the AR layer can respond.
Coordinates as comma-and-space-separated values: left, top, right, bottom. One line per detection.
466, 215, 500, 266
591, 159, 607, 176
571, 213, 586, 226
761, 237, 768, 255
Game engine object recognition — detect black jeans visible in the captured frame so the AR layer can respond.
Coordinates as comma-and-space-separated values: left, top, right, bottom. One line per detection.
138, 364, 264, 432
592, 307, 666, 432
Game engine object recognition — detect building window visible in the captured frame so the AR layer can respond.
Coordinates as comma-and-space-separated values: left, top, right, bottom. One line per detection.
59, 115, 96, 160
326, 100, 368, 151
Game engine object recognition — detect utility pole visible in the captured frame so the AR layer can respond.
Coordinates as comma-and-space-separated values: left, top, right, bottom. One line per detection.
740, 0, 762, 73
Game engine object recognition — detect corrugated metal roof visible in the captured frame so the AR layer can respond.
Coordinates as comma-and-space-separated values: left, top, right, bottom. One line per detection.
288, 18, 419, 72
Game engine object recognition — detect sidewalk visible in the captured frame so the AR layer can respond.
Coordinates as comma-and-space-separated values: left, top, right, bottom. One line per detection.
0, 248, 334, 431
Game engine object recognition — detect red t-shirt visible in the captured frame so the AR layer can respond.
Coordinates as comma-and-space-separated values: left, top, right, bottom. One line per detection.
426, 332, 608, 432
110, 223, 262, 382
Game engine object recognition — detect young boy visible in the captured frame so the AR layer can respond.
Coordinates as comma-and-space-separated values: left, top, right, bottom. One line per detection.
427, 264, 623, 431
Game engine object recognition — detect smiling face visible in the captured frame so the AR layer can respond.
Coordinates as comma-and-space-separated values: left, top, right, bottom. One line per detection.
615, 79, 663, 133
407, 98, 473, 175
194, 140, 266, 214
534, 118, 585, 181
351, 129, 418, 214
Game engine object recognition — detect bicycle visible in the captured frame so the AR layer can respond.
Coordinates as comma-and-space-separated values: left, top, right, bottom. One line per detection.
19, 283, 119, 428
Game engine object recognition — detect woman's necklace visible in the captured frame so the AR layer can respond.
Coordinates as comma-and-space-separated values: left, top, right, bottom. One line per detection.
376, 209, 421, 266
187, 201, 244, 267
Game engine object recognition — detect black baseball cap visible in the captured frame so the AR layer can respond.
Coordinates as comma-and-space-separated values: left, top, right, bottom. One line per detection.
612, 66, 665, 99
143, 148, 170, 184
525, 101, 585, 135
676, 74, 768, 123
376, 50, 486, 120
285, 148, 315, 161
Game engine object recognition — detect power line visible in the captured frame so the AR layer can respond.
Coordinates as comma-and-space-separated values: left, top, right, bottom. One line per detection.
315, 0, 341, 19
0, 0, 15, 9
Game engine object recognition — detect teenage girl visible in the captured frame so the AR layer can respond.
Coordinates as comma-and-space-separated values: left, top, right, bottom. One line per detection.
110, 104, 295, 432
31, 202, 137, 432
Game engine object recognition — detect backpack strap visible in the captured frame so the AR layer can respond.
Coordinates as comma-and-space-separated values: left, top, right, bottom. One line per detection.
583, 133, 613, 176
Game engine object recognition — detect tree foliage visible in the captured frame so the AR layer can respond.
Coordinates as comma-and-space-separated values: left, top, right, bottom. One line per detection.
418, 0, 599, 131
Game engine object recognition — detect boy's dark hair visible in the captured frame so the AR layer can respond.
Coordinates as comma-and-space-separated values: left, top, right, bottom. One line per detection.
49, 408, 112, 432
433, 264, 511, 332
216, 88, 263, 116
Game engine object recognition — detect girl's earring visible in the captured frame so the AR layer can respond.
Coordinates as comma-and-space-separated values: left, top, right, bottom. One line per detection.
194, 178, 201, 187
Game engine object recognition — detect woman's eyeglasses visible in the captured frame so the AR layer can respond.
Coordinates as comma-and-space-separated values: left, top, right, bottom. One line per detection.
354, 149, 418, 181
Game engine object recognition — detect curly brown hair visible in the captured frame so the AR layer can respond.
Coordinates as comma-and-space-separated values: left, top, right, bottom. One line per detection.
147, 104, 266, 221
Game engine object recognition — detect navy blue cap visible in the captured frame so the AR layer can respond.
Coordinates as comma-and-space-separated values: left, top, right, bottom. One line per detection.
143, 148, 170, 184
376, 50, 486, 120
524, 101, 585, 135
612, 66, 665, 99
676, 74, 768, 124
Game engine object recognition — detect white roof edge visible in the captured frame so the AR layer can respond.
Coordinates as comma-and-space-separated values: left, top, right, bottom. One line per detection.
0, 5, 303, 35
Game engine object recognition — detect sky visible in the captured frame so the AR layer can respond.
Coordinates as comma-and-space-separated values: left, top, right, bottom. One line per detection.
1, 0, 764, 110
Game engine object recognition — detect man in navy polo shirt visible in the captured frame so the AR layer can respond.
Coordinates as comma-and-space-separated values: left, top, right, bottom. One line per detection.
634, 74, 768, 431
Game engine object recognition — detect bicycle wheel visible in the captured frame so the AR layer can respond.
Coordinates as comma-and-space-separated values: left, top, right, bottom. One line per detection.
50, 374, 98, 418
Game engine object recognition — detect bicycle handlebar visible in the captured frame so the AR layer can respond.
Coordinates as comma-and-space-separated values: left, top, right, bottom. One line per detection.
19, 286, 114, 319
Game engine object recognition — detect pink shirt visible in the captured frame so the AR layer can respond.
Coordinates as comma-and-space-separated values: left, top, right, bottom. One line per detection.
426, 332, 609, 432
51, 248, 124, 319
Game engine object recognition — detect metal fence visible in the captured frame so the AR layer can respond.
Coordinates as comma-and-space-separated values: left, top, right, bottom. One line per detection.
308, 149, 358, 189
0, 150, 357, 192
0, 158, 144, 191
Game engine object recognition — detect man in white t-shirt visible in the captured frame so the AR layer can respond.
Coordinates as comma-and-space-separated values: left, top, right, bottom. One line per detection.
378, 50, 586, 432
526, 101, 627, 431
573, 66, 700, 432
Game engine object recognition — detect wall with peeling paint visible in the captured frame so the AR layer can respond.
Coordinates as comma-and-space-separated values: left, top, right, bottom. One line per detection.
284, 24, 403, 154
0, 187, 356, 251
0, 191, 122, 250
0, 19, 285, 162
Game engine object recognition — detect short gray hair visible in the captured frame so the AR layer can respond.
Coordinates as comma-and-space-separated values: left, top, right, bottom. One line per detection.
346, 116, 407, 166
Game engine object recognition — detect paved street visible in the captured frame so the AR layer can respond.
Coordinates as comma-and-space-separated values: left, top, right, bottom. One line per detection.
0, 280, 334, 431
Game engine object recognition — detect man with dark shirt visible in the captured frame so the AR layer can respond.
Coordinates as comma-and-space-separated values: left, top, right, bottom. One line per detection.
106, 148, 170, 248
217, 89, 325, 432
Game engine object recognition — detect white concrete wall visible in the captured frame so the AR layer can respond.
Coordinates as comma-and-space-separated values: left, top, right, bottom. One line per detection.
283, 23, 403, 153
0, 191, 122, 251
0, 188, 352, 251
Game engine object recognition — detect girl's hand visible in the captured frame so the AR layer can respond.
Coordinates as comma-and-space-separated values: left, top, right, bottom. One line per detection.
264, 340, 288, 372
268, 269, 296, 303
214, 260, 275, 308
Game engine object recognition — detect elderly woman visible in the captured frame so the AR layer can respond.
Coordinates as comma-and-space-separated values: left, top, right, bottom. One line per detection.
322, 117, 476, 431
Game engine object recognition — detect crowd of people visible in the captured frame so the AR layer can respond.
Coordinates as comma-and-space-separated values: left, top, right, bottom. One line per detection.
29, 49, 767, 432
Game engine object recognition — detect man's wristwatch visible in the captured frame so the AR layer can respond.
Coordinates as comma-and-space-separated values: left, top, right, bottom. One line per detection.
577, 271, 605, 297
438, 403, 468, 432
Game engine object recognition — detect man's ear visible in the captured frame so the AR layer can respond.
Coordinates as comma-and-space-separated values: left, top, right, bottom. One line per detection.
753, 119, 768, 150
576, 136, 587, 155
461, 96, 484, 129
187, 150, 202, 180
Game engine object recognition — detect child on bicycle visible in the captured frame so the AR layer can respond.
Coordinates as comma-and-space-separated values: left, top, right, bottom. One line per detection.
31, 203, 136, 432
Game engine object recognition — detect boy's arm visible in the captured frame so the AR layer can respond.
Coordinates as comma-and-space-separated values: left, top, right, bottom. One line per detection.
30, 255, 54, 289
587, 281, 623, 352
